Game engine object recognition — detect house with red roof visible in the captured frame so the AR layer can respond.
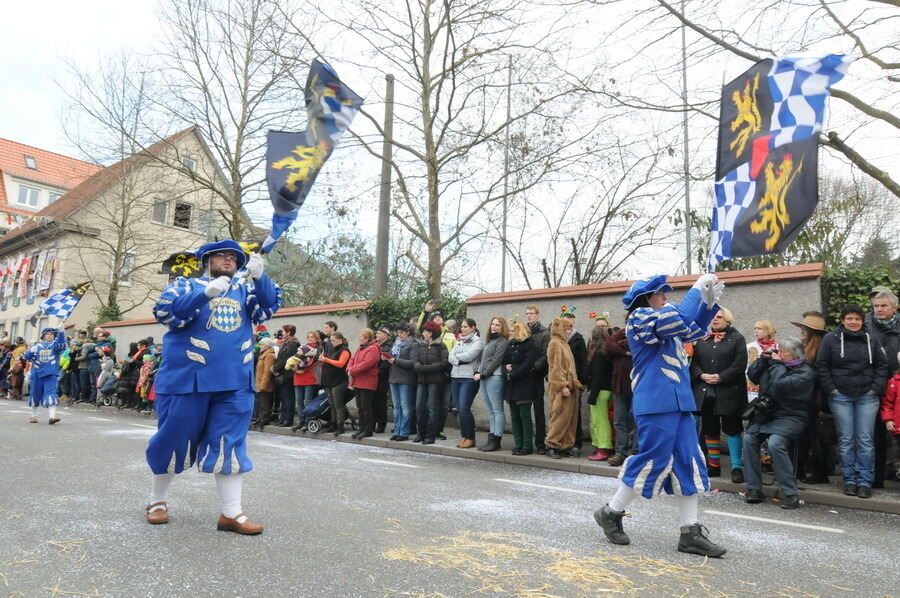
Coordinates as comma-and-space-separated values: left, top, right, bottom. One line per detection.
0, 139, 101, 234
0, 127, 237, 340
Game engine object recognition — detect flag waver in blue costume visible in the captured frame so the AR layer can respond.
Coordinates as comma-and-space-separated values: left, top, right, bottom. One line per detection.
23, 326, 67, 424
144, 240, 281, 534
595, 273, 728, 558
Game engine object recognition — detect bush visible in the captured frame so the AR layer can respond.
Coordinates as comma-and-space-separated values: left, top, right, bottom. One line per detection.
366, 286, 467, 331
821, 265, 899, 325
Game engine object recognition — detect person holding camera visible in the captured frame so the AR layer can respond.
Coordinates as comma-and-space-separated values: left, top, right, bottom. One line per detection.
743, 338, 816, 508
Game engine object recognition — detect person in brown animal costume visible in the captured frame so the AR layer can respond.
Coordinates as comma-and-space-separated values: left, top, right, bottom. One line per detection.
544, 317, 583, 458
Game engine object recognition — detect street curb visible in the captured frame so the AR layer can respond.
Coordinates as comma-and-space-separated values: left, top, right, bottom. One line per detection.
55, 400, 900, 516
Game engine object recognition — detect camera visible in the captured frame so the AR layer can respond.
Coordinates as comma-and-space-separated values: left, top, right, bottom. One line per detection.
760, 349, 776, 357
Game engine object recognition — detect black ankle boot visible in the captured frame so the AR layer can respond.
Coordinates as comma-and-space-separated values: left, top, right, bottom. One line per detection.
594, 505, 630, 545
479, 434, 500, 452
678, 524, 726, 557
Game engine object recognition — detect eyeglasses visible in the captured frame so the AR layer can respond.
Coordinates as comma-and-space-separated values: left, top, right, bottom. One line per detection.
210, 251, 238, 261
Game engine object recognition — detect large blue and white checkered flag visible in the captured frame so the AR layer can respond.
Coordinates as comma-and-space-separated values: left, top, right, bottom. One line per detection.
709, 54, 851, 270
39, 281, 92, 321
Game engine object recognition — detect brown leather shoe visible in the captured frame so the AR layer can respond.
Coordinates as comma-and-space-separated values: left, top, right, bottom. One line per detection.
459, 438, 476, 448
146, 502, 169, 524
48, 418, 60, 425
29, 417, 38, 424
217, 513, 264, 535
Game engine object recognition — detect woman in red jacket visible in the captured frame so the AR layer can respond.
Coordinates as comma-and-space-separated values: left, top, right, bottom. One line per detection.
347, 328, 380, 439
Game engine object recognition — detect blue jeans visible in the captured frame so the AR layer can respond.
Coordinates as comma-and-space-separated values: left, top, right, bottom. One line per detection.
480, 375, 505, 436
416, 383, 444, 440
78, 370, 91, 402
829, 391, 879, 487
452, 378, 480, 440
390, 383, 415, 437
744, 431, 798, 495
294, 385, 318, 423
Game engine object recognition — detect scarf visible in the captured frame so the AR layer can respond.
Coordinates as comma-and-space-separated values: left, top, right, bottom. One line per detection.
391, 337, 409, 358
757, 338, 777, 352
709, 330, 726, 342
874, 312, 900, 329
785, 357, 804, 367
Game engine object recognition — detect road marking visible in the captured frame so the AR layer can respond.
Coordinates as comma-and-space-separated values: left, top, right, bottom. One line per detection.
88, 417, 112, 422
131, 423, 157, 429
704, 510, 844, 534
359, 458, 420, 469
493, 478, 597, 495
255, 441, 310, 453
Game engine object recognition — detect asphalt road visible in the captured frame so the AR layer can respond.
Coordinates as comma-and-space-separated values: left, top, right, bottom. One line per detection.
1, 399, 897, 598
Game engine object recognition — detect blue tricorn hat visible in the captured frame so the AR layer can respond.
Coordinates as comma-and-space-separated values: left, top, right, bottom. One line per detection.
194, 240, 247, 270
622, 274, 672, 309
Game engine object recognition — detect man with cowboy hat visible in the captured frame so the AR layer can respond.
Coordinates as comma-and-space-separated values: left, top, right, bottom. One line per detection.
144, 240, 281, 534
594, 272, 728, 558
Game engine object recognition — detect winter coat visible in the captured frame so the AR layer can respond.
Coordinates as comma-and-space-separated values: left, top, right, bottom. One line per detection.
255, 347, 276, 392
866, 313, 900, 373
527, 322, 550, 376
815, 324, 888, 397
75, 342, 94, 370
547, 321, 583, 395
290, 342, 322, 386
449, 333, 484, 379
690, 326, 749, 416
388, 338, 420, 386
746, 357, 816, 439
476, 335, 509, 378
567, 331, 588, 385
880, 373, 900, 435
376, 338, 394, 392
320, 344, 350, 388
118, 347, 147, 395
605, 328, 633, 398
273, 336, 299, 378
503, 337, 536, 403
347, 341, 381, 391
586, 350, 613, 405
413, 339, 450, 385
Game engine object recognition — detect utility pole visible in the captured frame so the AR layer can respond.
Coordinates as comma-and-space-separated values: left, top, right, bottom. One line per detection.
501, 56, 512, 292
680, 0, 693, 274
374, 73, 394, 296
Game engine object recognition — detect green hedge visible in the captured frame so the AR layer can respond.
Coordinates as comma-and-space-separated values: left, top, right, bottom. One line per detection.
366, 287, 467, 331
820, 265, 899, 325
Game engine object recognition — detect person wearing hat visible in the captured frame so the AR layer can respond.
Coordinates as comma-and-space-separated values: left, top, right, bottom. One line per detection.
22, 323, 67, 424
790, 311, 831, 484
595, 273, 727, 558
144, 239, 281, 534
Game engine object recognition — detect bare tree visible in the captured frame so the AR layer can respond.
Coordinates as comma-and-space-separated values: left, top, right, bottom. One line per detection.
292, 0, 610, 298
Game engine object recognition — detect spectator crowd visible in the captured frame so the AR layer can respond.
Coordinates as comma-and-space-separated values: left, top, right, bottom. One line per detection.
4, 285, 899, 506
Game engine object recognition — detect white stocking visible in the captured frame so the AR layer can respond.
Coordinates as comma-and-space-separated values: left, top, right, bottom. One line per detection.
215, 473, 244, 520
678, 493, 699, 527
31, 406, 39, 418
48, 405, 56, 419
608, 482, 638, 513
148, 473, 175, 510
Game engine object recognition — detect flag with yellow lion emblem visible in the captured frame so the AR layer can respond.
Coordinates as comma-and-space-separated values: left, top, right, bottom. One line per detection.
263, 60, 363, 254
709, 55, 851, 270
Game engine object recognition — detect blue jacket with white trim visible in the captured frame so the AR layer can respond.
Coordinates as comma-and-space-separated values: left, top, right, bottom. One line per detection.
152, 273, 281, 394
626, 287, 718, 415
23, 328, 67, 378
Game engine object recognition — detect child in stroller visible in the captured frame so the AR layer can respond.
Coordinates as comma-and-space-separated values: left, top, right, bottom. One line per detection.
96, 348, 119, 407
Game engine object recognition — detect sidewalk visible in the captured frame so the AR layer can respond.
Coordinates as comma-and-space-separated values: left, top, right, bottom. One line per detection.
57, 399, 900, 515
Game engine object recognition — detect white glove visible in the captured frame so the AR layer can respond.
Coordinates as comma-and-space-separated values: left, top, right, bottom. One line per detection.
691, 272, 718, 292
710, 281, 725, 306
204, 275, 232, 298
246, 253, 265, 280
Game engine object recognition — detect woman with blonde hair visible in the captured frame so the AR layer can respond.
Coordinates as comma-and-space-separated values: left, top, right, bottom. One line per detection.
747, 319, 778, 402
474, 317, 509, 452
503, 321, 537, 455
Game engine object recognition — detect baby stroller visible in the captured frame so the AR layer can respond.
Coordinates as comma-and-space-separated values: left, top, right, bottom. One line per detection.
298, 391, 330, 433
297, 389, 359, 433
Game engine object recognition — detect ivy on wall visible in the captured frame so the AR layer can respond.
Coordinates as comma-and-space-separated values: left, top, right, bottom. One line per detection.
366, 286, 467, 332
820, 265, 899, 325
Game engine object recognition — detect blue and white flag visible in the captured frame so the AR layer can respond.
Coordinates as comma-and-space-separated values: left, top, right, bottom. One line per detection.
709, 54, 851, 271
38, 281, 92, 321
262, 60, 364, 254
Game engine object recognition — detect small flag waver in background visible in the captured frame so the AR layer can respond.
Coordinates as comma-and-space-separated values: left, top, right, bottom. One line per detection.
37, 281, 92, 322
262, 59, 364, 254
709, 54, 851, 271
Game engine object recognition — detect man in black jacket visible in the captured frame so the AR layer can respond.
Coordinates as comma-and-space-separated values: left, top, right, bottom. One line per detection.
525, 305, 551, 453
867, 287, 899, 487
273, 324, 299, 427
744, 338, 816, 509
562, 311, 588, 456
